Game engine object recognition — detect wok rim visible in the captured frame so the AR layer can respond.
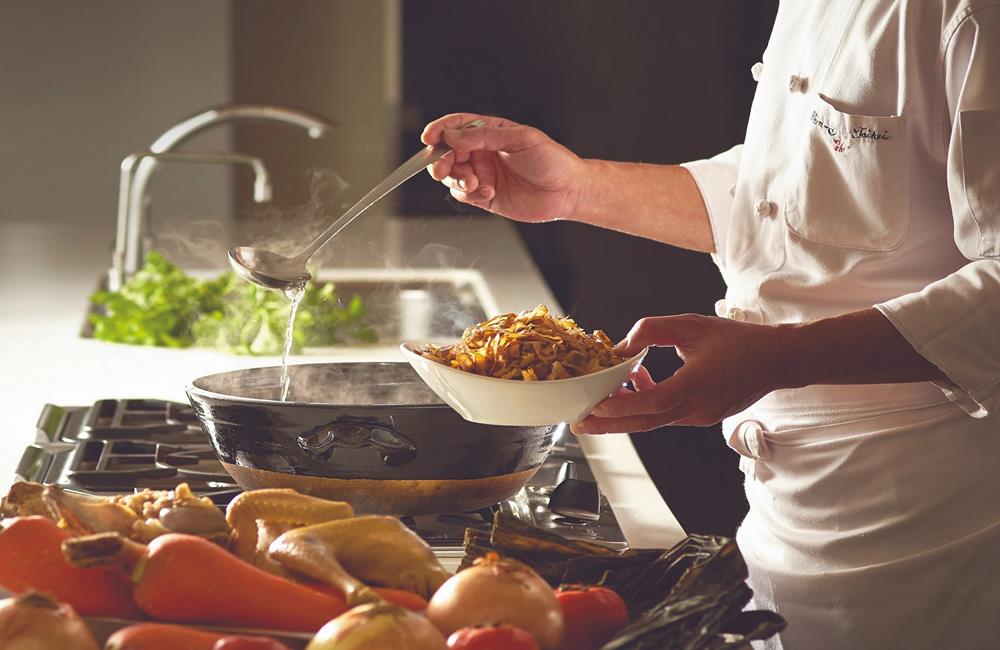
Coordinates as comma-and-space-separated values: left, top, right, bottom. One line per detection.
186, 361, 449, 410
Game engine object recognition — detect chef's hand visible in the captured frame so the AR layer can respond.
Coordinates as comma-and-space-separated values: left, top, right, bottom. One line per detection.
421, 113, 585, 222
572, 315, 787, 434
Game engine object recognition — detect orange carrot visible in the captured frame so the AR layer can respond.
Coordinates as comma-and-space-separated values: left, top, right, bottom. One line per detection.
63, 533, 348, 633
372, 587, 430, 612
0, 516, 140, 618
306, 583, 429, 612
105, 623, 225, 650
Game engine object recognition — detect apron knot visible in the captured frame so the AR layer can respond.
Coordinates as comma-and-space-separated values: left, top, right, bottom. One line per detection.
728, 419, 771, 481
729, 419, 771, 460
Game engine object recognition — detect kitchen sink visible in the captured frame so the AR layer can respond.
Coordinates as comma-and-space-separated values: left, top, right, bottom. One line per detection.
81, 267, 497, 352
303, 268, 495, 347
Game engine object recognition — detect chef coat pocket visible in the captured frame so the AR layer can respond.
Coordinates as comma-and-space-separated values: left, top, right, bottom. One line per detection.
784, 95, 909, 252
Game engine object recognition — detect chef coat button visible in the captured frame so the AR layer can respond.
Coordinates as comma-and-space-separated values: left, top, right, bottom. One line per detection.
740, 421, 769, 460
750, 61, 764, 82
728, 184, 736, 197
788, 74, 807, 93
727, 307, 746, 322
714, 299, 727, 317
753, 198, 773, 218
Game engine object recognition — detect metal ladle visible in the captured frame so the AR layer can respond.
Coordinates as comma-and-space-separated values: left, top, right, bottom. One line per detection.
229, 119, 486, 290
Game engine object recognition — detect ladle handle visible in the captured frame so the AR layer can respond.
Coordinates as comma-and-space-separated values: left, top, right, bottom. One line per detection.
298, 118, 487, 261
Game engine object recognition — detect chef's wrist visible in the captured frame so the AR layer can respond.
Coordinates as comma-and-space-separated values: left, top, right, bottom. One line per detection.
771, 322, 814, 391
565, 158, 613, 224
768, 309, 948, 390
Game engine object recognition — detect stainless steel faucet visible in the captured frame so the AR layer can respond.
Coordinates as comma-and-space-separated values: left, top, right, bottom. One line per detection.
109, 150, 274, 290
113, 104, 336, 288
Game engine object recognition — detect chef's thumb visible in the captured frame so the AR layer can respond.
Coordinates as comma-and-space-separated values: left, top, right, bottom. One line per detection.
614, 316, 690, 356
441, 124, 539, 153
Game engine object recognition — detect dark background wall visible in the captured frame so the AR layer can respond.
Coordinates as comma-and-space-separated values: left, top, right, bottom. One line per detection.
401, 1, 779, 536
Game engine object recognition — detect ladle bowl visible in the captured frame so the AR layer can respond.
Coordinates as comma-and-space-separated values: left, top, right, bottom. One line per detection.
228, 246, 311, 290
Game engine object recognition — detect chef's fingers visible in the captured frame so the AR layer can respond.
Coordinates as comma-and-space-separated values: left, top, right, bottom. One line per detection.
428, 158, 454, 181
591, 368, 654, 411
606, 385, 636, 400
440, 123, 544, 155
590, 373, 688, 418
430, 147, 476, 179
449, 185, 495, 209
421, 113, 517, 146
614, 315, 695, 356
441, 175, 479, 196
630, 365, 656, 391
445, 163, 479, 193
570, 401, 690, 435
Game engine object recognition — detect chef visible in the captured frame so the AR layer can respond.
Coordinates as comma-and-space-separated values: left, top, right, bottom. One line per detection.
422, 2, 999, 648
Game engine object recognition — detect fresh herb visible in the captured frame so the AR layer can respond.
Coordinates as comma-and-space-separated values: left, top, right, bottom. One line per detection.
89, 251, 377, 355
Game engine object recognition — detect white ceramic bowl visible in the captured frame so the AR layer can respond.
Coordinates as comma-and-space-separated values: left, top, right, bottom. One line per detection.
399, 342, 648, 426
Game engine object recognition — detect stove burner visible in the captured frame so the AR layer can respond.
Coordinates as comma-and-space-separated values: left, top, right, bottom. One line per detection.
78, 399, 204, 443
15, 399, 628, 551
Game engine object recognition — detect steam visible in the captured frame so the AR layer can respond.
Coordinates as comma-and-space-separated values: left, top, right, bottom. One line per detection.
155, 219, 230, 269
241, 168, 352, 260
197, 362, 443, 405
147, 165, 498, 356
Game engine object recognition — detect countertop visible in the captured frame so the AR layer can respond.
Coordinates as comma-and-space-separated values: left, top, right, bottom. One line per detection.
0, 215, 684, 549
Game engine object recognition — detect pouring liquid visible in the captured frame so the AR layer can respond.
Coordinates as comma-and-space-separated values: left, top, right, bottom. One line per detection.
279, 283, 306, 401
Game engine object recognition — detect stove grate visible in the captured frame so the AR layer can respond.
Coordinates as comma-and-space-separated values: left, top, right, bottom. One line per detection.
14, 398, 628, 550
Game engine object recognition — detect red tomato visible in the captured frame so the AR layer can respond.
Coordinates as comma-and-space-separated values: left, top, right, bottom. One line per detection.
555, 585, 630, 650
213, 635, 291, 650
446, 625, 541, 650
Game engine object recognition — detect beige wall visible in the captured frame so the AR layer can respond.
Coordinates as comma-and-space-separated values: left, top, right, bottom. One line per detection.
0, 1, 402, 272
0, 1, 232, 262
231, 0, 402, 256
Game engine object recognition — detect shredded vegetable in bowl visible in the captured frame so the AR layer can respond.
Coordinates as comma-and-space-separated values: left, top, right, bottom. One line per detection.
417, 305, 624, 381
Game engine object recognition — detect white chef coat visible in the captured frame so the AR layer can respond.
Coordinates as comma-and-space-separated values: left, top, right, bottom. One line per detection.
680, 1, 1000, 648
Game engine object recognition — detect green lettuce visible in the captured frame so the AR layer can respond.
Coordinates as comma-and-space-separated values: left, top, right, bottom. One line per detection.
89, 251, 376, 355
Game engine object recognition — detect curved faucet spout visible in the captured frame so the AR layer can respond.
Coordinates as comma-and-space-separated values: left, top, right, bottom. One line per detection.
121, 103, 337, 279
110, 150, 275, 291
149, 105, 336, 151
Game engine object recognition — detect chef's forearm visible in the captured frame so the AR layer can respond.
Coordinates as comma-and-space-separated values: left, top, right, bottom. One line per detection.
775, 308, 948, 388
569, 160, 716, 253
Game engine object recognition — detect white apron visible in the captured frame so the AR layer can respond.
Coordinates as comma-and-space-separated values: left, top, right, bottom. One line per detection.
681, 3, 1000, 645
724, 383, 1000, 649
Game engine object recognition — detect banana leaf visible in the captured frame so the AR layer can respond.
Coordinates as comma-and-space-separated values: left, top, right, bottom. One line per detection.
463, 513, 785, 649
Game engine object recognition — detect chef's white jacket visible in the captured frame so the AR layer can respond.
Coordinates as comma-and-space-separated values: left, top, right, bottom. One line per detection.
683, 0, 1000, 418
678, 2, 1000, 648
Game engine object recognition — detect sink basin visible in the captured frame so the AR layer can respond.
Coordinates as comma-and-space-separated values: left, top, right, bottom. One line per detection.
303, 268, 495, 347
82, 267, 497, 352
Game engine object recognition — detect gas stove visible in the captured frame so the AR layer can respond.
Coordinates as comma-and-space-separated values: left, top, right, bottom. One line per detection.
14, 399, 627, 567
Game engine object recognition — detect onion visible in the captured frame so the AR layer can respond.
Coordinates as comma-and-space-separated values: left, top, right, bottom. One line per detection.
0, 591, 99, 650
306, 602, 447, 650
426, 553, 564, 650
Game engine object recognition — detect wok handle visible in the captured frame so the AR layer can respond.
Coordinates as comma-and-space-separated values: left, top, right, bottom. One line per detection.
297, 417, 418, 467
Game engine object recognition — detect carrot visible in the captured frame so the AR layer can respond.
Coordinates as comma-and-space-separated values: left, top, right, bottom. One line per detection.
0, 516, 140, 618
372, 587, 430, 612
305, 582, 429, 612
105, 623, 225, 650
63, 532, 348, 633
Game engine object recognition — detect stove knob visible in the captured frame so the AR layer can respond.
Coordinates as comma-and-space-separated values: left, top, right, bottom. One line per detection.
556, 460, 577, 485
548, 461, 601, 522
